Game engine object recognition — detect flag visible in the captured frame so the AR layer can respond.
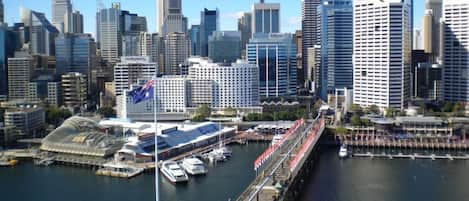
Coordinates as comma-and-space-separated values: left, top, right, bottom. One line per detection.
128, 79, 155, 104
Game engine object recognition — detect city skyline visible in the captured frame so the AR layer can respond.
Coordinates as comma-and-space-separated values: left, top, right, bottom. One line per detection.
4, 0, 425, 35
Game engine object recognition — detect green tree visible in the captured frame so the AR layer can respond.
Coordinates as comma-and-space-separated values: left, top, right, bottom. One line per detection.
443, 102, 454, 113
385, 107, 396, 118
366, 105, 380, 114
224, 107, 237, 116
46, 106, 72, 126
361, 118, 371, 127
350, 104, 363, 115
351, 114, 361, 127
336, 127, 348, 135
195, 105, 211, 119
97, 107, 116, 118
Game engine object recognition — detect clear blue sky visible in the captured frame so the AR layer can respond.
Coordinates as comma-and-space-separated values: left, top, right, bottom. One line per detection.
5, 0, 425, 35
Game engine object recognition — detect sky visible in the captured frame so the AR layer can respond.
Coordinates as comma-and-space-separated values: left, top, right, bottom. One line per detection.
5, 0, 426, 35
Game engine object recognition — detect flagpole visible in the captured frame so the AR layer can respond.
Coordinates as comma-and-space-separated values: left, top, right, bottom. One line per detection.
153, 77, 159, 201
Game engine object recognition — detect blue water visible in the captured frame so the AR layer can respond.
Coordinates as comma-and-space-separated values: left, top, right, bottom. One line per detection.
0, 143, 268, 201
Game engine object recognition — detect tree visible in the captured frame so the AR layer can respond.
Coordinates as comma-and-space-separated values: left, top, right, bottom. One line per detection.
46, 106, 72, 126
350, 104, 363, 115
336, 127, 348, 135
97, 107, 116, 118
224, 107, 237, 116
361, 118, 371, 127
195, 105, 211, 120
385, 107, 396, 118
366, 105, 380, 114
442, 102, 454, 113
351, 114, 361, 127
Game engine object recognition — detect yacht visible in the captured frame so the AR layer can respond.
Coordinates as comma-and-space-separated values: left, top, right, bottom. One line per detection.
96, 163, 144, 178
211, 146, 232, 158
181, 157, 208, 175
338, 145, 348, 158
161, 161, 189, 183
205, 151, 226, 163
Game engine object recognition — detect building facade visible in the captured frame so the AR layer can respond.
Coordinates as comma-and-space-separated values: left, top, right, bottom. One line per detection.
8, 52, 33, 100
247, 33, 297, 98
51, 0, 72, 32
200, 9, 219, 57
442, 0, 469, 102
164, 32, 190, 75
189, 25, 201, 56
238, 12, 252, 57
318, 0, 353, 100
61, 72, 87, 109
157, 0, 185, 36
353, 0, 412, 110
208, 31, 241, 63
4, 107, 45, 138
64, 11, 84, 34
97, 3, 121, 64
301, 0, 321, 73
252, 2, 280, 34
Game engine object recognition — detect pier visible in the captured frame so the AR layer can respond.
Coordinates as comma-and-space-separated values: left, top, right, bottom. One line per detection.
237, 117, 326, 201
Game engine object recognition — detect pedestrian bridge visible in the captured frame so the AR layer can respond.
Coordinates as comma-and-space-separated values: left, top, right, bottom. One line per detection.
237, 116, 326, 201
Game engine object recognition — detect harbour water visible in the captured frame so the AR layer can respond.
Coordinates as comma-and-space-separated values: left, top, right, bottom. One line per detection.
299, 146, 469, 201
0, 143, 268, 201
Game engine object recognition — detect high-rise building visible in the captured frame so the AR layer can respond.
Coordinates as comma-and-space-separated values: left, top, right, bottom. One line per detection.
200, 9, 219, 57
301, 0, 321, 82
252, 1, 280, 34
306, 46, 321, 93
442, 0, 469, 102
208, 31, 241, 63
8, 52, 33, 100
157, 0, 185, 36
51, 0, 72, 32
114, 56, 157, 117
426, 0, 442, 61
247, 33, 297, 98
413, 28, 423, 50
28, 75, 61, 105
0, 24, 18, 100
97, 3, 121, 64
0, 0, 4, 24
164, 32, 190, 75
120, 10, 148, 33
64, 11, 84, 33
55, 33, 97, 89
353, 0, 412, 110
317, 0, 353, 100
29, 11, 59, 56
61, 72, 87, 109
238, 12, 252, 57
422, 9, 433, 54
189, 25, 200, 56
139, 32, 160, 63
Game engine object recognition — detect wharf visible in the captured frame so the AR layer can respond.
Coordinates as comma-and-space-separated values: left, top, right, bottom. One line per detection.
352, 152, 469, 160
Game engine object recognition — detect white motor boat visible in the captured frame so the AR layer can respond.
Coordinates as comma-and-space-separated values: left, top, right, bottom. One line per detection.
205, 151, 226, 163
338, 145, 348, 158
161, 161, 189, 183
181, 157, 208, 175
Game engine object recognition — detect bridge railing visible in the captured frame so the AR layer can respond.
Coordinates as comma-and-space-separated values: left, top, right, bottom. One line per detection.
237, 115, 325, 201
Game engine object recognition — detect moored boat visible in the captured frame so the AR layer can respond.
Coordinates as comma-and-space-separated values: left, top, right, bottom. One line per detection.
160, 160, 189, 183
338, 145, 348, 158
181, 157, 208, 175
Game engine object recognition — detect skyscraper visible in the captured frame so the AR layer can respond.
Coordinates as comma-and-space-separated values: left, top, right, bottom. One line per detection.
301, 0, 321, 84
8, 52, 33, 100
0, 0, 4, 24
189, 25, 201, 56
208, 31, 241, 63
413, 28, 422, 50
200, 9, 219, 57
353, 0, 412, 110
426, 0, 442, 61
28, 11, 59, 56
422, 9, 434, 54
164, 32, 190, 75
51, 0, 72, 32
157, 0, 185, 36
318, 0, 353, 100
238, 12, 252, 57
442, 0, 469, 102
139, 32, 160, 63
55, 33, 97, 89
247, 33, 297, 98
97, 3, 121, 64
61, 72, 87, 109
64, 11, 84, 33
252, 1, 280, 34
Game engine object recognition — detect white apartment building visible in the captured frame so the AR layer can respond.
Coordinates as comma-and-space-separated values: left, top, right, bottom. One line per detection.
352, 0, 412, 110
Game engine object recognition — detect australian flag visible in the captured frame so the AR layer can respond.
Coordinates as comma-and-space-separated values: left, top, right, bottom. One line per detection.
127, 79, 155, 104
